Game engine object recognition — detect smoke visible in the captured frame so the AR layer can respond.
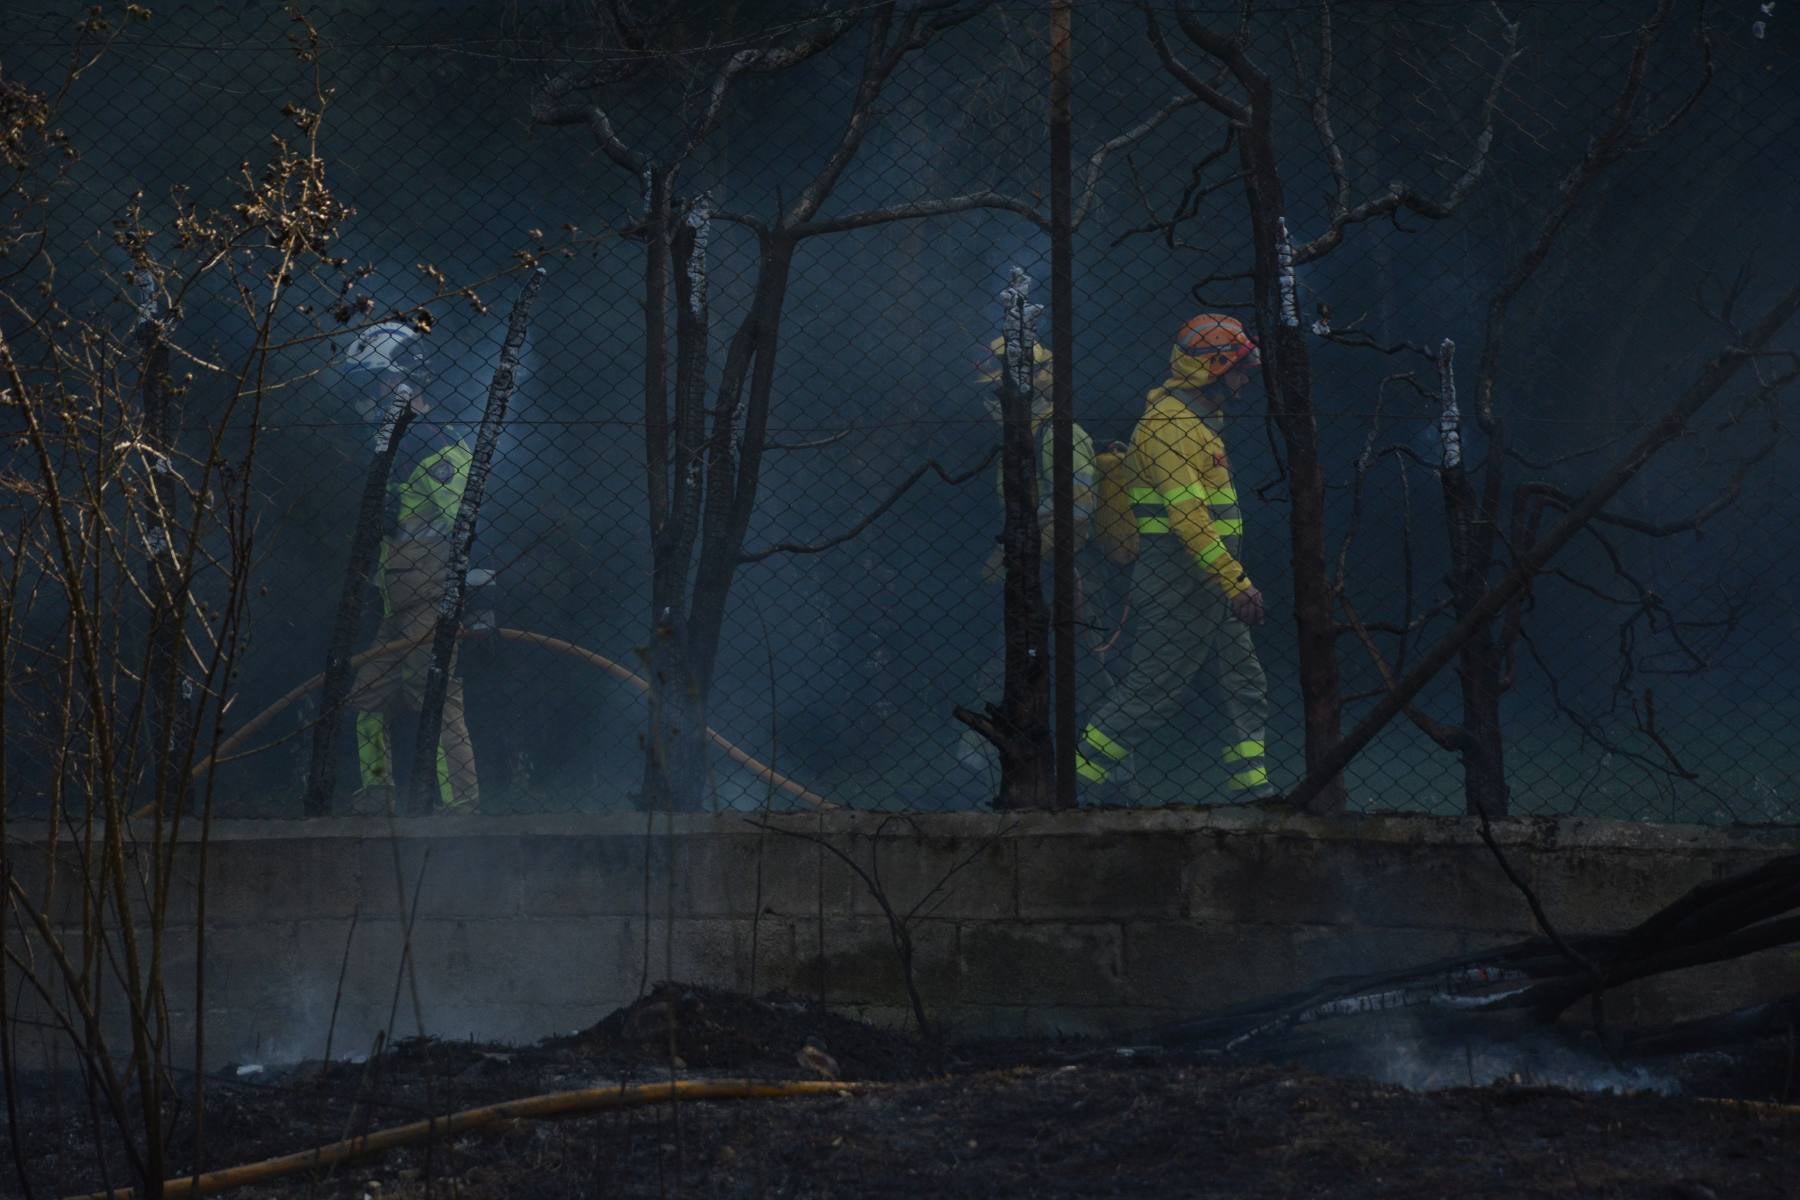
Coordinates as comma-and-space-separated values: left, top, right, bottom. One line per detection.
6, 1, 1798, 818
1285, 1013, 1679, 1096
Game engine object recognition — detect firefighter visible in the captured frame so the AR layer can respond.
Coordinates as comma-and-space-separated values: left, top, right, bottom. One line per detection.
956, 337, 1104, 778
344, 321, 481, 814
1073, 314, 1273, 802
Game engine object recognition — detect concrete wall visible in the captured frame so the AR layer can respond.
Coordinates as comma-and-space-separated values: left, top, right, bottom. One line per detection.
5, 809, 1798, 1068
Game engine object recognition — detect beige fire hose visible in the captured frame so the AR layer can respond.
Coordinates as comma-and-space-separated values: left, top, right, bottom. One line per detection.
131, 626, 834, 816
69, 1076, 871, 1199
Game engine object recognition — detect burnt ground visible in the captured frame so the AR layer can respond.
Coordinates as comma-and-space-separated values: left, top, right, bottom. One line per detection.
7, 985, 1799, 1199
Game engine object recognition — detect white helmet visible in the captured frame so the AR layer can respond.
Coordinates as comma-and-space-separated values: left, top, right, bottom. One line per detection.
346, 321, 421, 374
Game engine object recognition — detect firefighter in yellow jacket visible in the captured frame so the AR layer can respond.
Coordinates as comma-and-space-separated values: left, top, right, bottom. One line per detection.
345, 323, 481, 814
1075, 314, 1272, 801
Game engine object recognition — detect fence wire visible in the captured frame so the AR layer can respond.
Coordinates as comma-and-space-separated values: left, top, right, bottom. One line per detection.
2, 0, 1796, 821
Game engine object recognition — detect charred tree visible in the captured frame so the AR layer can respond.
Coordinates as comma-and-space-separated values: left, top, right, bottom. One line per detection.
407, 269, 545, 814
1316, 0, 1718, 816
954, 270, 1055, 810
534, 4, 1028, 812
303, 393, 416, 816
1293, 276, 1800, 810
638, 185, 711, 811
1047, 0, 1078, 810
1436, 340, 1510, 816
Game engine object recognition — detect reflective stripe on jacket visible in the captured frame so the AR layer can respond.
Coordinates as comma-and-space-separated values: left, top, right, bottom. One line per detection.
1124, 390, 1251, 597
395, 439, 472, 541
378, 434, 472, 614
994, 418, 1098, 526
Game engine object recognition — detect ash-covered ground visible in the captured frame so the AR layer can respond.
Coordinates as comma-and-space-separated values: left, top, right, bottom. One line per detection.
7, 985, 1797, 1198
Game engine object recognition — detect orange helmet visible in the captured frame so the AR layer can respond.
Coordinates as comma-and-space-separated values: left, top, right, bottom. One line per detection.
1168, 314, 1260, 389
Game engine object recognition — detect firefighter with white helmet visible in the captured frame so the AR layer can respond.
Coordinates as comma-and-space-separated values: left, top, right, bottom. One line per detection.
1073, 314, 1273, 802
343, 320, 481, 813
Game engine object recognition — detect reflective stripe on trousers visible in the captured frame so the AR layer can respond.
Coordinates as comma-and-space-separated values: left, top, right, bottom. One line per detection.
355, 711, 467, 810
349, 538, 480, 811
1075, 723, 1129, 782
1078, 536, 1268, 797
1221, 737, 1269, 793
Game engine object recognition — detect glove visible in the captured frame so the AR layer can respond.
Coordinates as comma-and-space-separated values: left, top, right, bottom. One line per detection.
1230, 585, 1265, 626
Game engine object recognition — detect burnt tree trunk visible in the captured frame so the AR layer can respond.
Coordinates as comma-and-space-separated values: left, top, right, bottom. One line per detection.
1436, 340, 1509, 816
1047, 0, 1078, 810
304, 395, 415, 816
641, 187, 713, 812
951, 271, 1055, 809
687, 233, 795, 702
533, 6, 1033, 812
991, 273, 1054, 809
408, 269, 544, 813
1232, 64, 1345, 814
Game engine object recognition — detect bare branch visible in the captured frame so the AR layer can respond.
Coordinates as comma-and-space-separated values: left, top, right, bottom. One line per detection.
1287, 279, 1800, 811
764, 429, 851, 452
782, 4, 900, 228
1072, 91, 1203, 227
1515, 623, 1729, 808
1506, 433, 1628, 471
1632, 11, 1713, 147
1109, 129, 1241, 249
1632, 687, 1698, 781
1333, 372, 1414, 593
675, 12, 860, 171
1316, 326, 1438, 365
738, 447, 999, 564
790, 190, 1041, 239
740, 811, 1019, 1042
794, 77, 1212, 238
1293, 7, 1520, 264
1472, 0, 1675, 432
1340, 594, 1465, 752
1470, 795, 1606, 992
528, 84, 644, 175
1298, 0, 1347, 219
1510, 387, 1782, 540
1144, 6, 1249, 125
533, 9, 860, 180
709, 208, 771, 236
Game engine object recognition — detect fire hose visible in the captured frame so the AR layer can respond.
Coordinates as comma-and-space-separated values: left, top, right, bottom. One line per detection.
68, 1077, 873, 1199
132, 626, 834, 816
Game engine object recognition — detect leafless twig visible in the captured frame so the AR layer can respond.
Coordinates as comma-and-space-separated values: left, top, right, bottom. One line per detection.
737, 448, 999, 564
744, 814, 1018, 1046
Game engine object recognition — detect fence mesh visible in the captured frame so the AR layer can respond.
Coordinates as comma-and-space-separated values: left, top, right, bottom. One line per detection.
2, 0, 1796, 821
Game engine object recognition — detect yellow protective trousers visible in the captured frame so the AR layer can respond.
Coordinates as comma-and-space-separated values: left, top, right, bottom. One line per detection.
1074, 534, 1269, 799
350, 537, 479, 811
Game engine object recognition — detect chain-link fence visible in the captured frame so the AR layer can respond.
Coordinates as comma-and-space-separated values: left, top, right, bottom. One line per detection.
3, 1, 1796, 821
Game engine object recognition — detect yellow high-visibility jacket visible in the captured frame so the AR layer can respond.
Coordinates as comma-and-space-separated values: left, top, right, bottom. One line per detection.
993, 415, 1097, 531
1125, 387, 1252, 598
